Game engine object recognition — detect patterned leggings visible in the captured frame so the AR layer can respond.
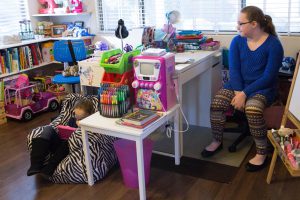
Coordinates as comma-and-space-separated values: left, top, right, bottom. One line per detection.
210, 88, 268, 155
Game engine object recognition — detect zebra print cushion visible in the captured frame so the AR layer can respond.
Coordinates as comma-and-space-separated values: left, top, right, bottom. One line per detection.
27, 93, 118, 183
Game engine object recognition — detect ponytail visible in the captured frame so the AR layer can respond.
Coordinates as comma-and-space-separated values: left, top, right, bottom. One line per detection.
263, 15, 277, 37
241, 6, 278, 37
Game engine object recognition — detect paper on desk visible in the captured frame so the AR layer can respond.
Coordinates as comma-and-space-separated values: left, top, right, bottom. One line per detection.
175, 57, 195, 64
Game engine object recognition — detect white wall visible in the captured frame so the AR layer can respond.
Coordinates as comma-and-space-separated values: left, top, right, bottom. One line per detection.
207, 34, 300, 58
28, 0, 300, 58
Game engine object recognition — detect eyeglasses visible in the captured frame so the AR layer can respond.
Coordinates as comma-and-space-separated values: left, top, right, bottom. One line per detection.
238, 21, 252, 26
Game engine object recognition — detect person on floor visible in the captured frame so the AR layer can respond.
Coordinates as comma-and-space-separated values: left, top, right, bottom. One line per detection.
27, 99, 95, 179
201, 6, 283, 172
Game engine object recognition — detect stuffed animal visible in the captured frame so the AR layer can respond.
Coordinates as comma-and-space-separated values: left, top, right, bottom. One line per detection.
62, 65, 79, 77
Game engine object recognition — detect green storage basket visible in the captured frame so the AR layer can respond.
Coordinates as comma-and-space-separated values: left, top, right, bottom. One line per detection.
100, 49, 140, 74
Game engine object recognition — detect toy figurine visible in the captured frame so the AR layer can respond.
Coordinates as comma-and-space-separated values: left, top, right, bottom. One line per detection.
39, 0, 58, 14
62, 65, 79, 77
70, 0, 83, 13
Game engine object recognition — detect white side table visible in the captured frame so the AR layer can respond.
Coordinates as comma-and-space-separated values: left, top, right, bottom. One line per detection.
79, 104, 181, 200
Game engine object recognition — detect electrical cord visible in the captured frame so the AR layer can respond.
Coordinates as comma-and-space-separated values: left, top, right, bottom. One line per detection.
153, 78, 189, 138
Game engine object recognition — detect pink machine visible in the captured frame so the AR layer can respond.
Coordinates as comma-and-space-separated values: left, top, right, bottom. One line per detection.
70, 0, 83, 13
132, 50, 177, 111
39, 0, 58, 14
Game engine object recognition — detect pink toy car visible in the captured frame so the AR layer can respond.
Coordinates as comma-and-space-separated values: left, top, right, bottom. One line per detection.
4, 83, 59, 121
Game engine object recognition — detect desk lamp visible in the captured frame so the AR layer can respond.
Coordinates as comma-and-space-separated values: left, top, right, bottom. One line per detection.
115, 19, 129, 51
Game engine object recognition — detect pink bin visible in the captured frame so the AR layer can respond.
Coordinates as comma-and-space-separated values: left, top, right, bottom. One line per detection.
113, 138, 153, 189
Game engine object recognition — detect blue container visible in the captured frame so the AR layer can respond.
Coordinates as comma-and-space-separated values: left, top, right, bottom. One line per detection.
53, 40, 87, 62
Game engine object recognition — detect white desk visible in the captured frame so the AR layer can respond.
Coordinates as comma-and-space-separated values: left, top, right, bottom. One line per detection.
79, 104, 180, 200
175, 50, 222, 154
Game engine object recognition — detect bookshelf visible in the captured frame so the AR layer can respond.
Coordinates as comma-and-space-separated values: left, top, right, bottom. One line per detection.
31, 12, 91, 17
0, 61, 60, 79
0, 36, 93, 79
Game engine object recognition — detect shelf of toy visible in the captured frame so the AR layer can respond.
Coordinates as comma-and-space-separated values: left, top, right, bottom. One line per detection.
268, 130, 300, 176
0, 61, 61, 79
31, 12, 92, 17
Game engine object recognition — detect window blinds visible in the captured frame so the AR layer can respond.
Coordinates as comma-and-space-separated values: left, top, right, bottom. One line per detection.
246, 0, 300, 35
0, 0, 29, 37
96, 0, 300, 35
96, 0, 144, 31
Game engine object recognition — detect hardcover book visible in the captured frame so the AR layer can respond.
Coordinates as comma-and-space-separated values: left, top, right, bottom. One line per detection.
121, 109, 159, 126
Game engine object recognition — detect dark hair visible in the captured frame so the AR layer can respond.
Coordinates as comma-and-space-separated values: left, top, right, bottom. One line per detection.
74, 99, 95, 115
241, 6, 277, 37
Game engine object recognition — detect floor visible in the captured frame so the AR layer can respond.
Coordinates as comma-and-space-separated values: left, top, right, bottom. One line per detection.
0, 111, 300, 200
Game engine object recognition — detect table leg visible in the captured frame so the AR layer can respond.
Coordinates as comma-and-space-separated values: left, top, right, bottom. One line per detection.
174, 107, 181, 165
177, 77, 184, 156
267, 149, 278, 184
136, 138, 146, 200
81, 127, 94, 186
71, 84, 76, 93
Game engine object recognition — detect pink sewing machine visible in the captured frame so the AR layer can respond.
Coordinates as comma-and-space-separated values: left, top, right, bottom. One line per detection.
39, 0, 58, 14
132, 49, 177, 111
70, 0, 83, 13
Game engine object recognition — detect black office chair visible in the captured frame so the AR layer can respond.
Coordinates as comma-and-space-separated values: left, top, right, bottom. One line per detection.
224, 109, 251, 152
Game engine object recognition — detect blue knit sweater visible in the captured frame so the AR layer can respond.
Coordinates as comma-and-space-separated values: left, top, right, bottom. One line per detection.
224, 34, 284, 104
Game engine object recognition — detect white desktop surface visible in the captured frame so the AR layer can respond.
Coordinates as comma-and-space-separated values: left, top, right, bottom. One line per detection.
79, 105, 178, 139
175, 50, 218, 72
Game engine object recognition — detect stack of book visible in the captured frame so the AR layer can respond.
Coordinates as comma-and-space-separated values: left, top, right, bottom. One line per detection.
116, 109, 161, 129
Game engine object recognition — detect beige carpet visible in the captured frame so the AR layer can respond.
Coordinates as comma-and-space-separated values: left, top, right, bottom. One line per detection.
149, 125, 253, 167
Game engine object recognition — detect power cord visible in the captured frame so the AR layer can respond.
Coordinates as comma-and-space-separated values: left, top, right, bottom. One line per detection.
162, 79, 190, 138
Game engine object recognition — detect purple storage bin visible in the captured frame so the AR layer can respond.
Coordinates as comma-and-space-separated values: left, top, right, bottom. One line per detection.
113, 138, 153, 188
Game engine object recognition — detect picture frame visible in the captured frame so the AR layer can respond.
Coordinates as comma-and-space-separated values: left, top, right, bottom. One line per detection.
74, 21, 84, 29
51, 25, 67, 38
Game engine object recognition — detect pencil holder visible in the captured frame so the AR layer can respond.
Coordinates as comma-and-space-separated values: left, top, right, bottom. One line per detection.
98, 83, 131, 118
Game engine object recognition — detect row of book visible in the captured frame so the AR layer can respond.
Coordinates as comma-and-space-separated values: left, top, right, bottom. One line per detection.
0, 43, 45, 75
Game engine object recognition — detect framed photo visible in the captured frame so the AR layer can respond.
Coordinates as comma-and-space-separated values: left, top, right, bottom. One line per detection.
51, 25, 67, 37
74, 21, 84, 29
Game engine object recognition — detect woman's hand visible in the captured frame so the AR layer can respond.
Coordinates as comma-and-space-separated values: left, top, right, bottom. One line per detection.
231, 91, 247, 111
76, 120, 81, 127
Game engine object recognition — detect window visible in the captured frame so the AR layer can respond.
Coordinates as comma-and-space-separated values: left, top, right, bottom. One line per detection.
0, 0, 29, 37
96, 0, 144, 32
246, 0, 300, 34
96, 0, 300, 35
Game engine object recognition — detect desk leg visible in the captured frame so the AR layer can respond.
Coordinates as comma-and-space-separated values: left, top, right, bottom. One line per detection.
267, 149, 278, 184
174, 107, 180, 165
177, 77, 184, 156
136, 138, 146, 200
81, 127, 94, 186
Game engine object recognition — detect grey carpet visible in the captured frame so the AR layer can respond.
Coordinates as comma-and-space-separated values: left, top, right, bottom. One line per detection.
149, 125, 253, 167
